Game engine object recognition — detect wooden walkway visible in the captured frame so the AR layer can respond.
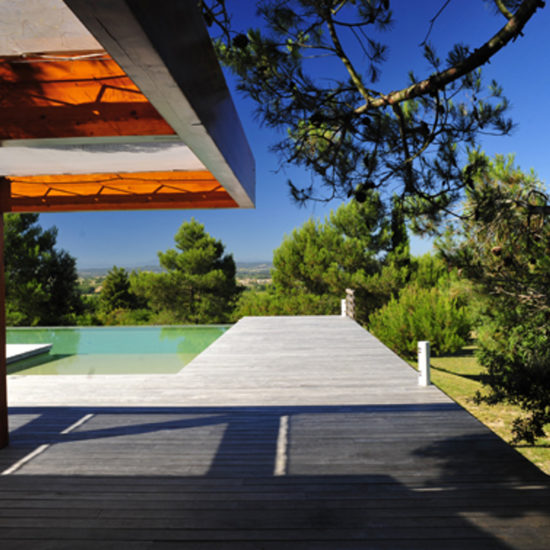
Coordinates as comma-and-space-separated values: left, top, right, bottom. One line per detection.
1, 316, 549, 548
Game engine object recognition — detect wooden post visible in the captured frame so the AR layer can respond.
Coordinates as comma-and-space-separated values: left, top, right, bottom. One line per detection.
0, 213, 7, 448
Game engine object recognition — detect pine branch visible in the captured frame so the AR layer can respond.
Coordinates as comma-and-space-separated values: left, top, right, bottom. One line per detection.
357, 0, 543, 111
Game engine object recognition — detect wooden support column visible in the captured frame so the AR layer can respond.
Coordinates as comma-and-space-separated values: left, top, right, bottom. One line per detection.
0, 212, 7, 448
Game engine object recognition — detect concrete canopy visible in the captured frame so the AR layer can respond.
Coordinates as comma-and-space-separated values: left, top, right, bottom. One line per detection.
0, 0, 255, 212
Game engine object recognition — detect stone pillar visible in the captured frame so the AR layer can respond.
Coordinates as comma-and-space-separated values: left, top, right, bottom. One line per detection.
344, 288, 355, 320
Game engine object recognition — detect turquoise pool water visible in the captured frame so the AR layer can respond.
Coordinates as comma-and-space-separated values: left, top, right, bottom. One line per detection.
6, 326, 228, 375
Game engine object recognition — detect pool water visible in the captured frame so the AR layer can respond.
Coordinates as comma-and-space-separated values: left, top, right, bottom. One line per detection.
6, 326, 228, 375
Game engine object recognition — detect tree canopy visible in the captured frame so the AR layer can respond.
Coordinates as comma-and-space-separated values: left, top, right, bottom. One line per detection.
273, 193, 390, 296
133, 219, 241, 324
202, 0, 543, 218
100, 266, 139, 313
4, 214, 82, 326
237, 195, 410, 322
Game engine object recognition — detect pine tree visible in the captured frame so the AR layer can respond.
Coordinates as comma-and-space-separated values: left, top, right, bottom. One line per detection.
202, 0, 542, 217
100, 266, 137, 313
4, 213, 82, 325
136, 219, 241, 323
440, 153, 550, 443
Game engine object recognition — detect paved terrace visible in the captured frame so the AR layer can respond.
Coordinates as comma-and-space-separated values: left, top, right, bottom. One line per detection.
1, 316, 549, 549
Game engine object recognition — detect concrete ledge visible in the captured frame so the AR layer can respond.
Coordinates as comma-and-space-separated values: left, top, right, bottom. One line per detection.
6, 344, 52, 365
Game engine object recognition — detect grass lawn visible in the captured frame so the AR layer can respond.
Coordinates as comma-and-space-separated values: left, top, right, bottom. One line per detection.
414, 348, 550, 475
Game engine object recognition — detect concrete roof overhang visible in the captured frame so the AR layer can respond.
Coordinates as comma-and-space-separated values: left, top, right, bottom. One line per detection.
0, 0, 255, 212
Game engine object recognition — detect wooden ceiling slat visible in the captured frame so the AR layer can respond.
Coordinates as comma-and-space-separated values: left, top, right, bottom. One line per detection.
0, 53, 175, 140
2, 171, 237, 212
10, 170, 217, 184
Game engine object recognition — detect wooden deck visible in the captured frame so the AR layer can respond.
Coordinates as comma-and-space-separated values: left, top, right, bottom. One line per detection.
1, 316, 549, 548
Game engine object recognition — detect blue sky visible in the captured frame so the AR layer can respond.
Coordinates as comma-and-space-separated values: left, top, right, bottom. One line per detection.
37, 2, 550, 269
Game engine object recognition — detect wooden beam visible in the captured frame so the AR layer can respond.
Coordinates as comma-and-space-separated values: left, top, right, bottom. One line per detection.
7, 193, 238, 213
5, 171, 238, 212
0, 212, 7, 448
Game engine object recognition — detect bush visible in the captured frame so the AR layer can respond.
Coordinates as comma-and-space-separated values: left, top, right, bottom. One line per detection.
99, 308, 153, 326
74, 295, 102, 326
368, 284, 471, 358
235, 289, 338, 318
475, 313, 550, 444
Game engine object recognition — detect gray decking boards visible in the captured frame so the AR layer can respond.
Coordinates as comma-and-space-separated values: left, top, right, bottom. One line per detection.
1, 316, 549, 549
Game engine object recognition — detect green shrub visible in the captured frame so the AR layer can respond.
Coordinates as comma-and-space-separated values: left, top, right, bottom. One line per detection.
409, 253, 449, 289
235, 289, 337, 318
99, 308, 152, 326
368, 284, 471, 358
475, 313, 550, 444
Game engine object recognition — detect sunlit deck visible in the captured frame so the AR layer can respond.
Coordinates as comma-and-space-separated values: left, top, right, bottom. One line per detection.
1, 316, 549, 548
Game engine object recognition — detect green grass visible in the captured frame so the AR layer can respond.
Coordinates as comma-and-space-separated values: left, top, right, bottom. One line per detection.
410, 347, 550, 475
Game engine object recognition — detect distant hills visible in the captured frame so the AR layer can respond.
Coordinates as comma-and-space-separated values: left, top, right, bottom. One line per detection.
78, 261, 273, 279
77, 265, 162, 278
235, 262, 272, 278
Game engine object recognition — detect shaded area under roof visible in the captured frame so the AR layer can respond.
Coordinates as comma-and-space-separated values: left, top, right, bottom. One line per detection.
0, 0, 256, 449
0, 0, 255, 212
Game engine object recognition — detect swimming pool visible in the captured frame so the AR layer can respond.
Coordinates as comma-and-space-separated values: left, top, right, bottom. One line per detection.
6, 326, 228, 375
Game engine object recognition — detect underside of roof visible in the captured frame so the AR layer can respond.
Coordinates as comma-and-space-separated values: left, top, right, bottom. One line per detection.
0, 0, 255, 212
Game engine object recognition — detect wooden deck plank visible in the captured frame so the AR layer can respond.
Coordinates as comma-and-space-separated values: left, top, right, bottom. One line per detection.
1, 316, 549, 548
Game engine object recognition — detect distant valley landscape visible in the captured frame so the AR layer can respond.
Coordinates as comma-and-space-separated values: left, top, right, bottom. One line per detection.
78, 262, 273, 293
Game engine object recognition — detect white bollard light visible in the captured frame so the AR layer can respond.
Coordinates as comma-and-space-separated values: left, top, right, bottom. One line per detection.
341, 299, 347, 317
418, 341, 431, 386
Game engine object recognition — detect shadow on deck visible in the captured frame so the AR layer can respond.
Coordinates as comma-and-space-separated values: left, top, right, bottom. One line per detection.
0, 404, 548, 549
